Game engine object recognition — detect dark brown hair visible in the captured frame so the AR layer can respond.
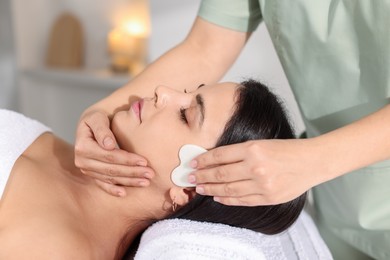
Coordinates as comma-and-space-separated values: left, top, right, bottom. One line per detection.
168, 79, 306, 234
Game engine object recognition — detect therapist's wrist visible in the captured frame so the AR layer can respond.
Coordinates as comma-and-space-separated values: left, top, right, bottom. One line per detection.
308, 134, 351, 183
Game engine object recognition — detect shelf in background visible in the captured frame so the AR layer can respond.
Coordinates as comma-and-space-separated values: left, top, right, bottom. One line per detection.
20, 68, 131, 90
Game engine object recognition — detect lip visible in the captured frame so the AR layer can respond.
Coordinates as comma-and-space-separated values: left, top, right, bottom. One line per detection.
131, 99, 144, 122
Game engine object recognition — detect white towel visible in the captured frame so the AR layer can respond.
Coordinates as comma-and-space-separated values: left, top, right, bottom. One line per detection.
0, 109, 51, 198
135, 211, 333, 260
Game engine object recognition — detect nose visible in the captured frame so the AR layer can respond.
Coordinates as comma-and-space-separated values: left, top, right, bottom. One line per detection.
154, 86, 187, 108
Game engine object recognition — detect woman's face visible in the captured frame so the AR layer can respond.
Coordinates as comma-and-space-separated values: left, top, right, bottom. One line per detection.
111, 82, 238, 187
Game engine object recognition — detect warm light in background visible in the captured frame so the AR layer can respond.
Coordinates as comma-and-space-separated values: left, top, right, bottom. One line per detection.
123, 20, 150, 37
107, 0, 151, 75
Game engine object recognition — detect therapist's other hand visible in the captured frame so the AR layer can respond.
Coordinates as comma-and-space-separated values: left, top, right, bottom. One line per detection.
189, 139, 325, 206
74, 110, 155, 196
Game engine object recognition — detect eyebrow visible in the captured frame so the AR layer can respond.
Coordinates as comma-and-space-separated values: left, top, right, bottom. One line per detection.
195, 94, 205, 128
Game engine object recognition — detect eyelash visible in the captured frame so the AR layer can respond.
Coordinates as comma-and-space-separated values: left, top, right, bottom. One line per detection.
179, 108, 188, 124
179, 89, 189, 124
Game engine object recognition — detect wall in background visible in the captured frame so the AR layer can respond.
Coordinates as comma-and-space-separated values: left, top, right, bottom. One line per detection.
12, 0, 139, 70
11, 0, 203, 70
0, 0, 16, 109
10, 0, 304, 140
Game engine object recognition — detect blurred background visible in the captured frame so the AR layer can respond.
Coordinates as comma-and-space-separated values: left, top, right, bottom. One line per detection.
0, 0, 304, 143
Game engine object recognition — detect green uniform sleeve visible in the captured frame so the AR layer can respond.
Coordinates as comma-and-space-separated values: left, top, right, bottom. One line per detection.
198, 0, 262, 32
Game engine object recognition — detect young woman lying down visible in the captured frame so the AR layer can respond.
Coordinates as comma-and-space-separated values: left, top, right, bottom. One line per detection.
1, 79, 310, 259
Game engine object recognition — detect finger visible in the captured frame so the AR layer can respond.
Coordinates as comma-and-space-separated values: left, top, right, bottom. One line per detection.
192, 143, 246, 169
109, 176, 150, 187
75, 143, 149, 168
191, 162, 250, 184
196, 180, 259, 198
213, 194, 272, 206
95, 180, 127, 197
84, 112, 116, 150
79, 159, 154, 178
90, 171, 151, 187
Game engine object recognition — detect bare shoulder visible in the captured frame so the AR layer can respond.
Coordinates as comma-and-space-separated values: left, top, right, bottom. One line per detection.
23, 132, 73, 161
0, 224, 93, 259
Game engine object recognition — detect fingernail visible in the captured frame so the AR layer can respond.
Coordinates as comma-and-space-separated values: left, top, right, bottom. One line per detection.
188, 174, 196, 184
196, 186, 204, 195
138, 180, 149, 187
143, 172, 152, 179
213, 197, 221, 203
190, 160, 198, 168
103, 137, 114, 148
117, 190, 125, 197
136, 160, 147, 167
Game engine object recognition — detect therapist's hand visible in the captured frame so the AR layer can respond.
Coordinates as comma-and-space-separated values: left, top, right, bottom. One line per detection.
189, 139, 327, 206
74, 110, 155, 197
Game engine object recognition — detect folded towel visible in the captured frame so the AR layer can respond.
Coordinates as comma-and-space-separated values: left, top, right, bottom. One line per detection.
134, 211, 332, 260
0, 109, 51, 198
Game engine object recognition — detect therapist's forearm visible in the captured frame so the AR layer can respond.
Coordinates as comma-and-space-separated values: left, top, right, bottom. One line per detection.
84, 18, 248, 118
313, 104, 390, 182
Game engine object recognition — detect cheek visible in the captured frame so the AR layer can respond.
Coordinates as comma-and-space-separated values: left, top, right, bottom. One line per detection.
134, 131, 182, 188
133, 117, 180, 149
113, 112, 197, 185
129, 118, 184, 166
133, 125, 184, 167
138, 113, 190, 149
111, 112, 136, 150
134, 120, 191, 183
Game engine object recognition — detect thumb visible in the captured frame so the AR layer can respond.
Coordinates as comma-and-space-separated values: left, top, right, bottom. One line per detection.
101, 134, 116, 150
87, 112, 117, 150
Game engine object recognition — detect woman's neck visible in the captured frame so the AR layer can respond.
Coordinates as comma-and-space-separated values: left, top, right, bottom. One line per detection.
47, 134, 155, 259
67, 170, 153, 259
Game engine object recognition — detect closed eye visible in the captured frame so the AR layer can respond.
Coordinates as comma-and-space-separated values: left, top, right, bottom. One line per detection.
179, 108, 188, 124
154, 92, 158, 105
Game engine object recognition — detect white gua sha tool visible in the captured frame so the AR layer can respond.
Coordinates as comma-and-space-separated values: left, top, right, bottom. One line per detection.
171, 144, 207, 187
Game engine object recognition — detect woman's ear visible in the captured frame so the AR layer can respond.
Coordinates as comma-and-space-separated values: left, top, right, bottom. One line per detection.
169, 187, 196, 206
